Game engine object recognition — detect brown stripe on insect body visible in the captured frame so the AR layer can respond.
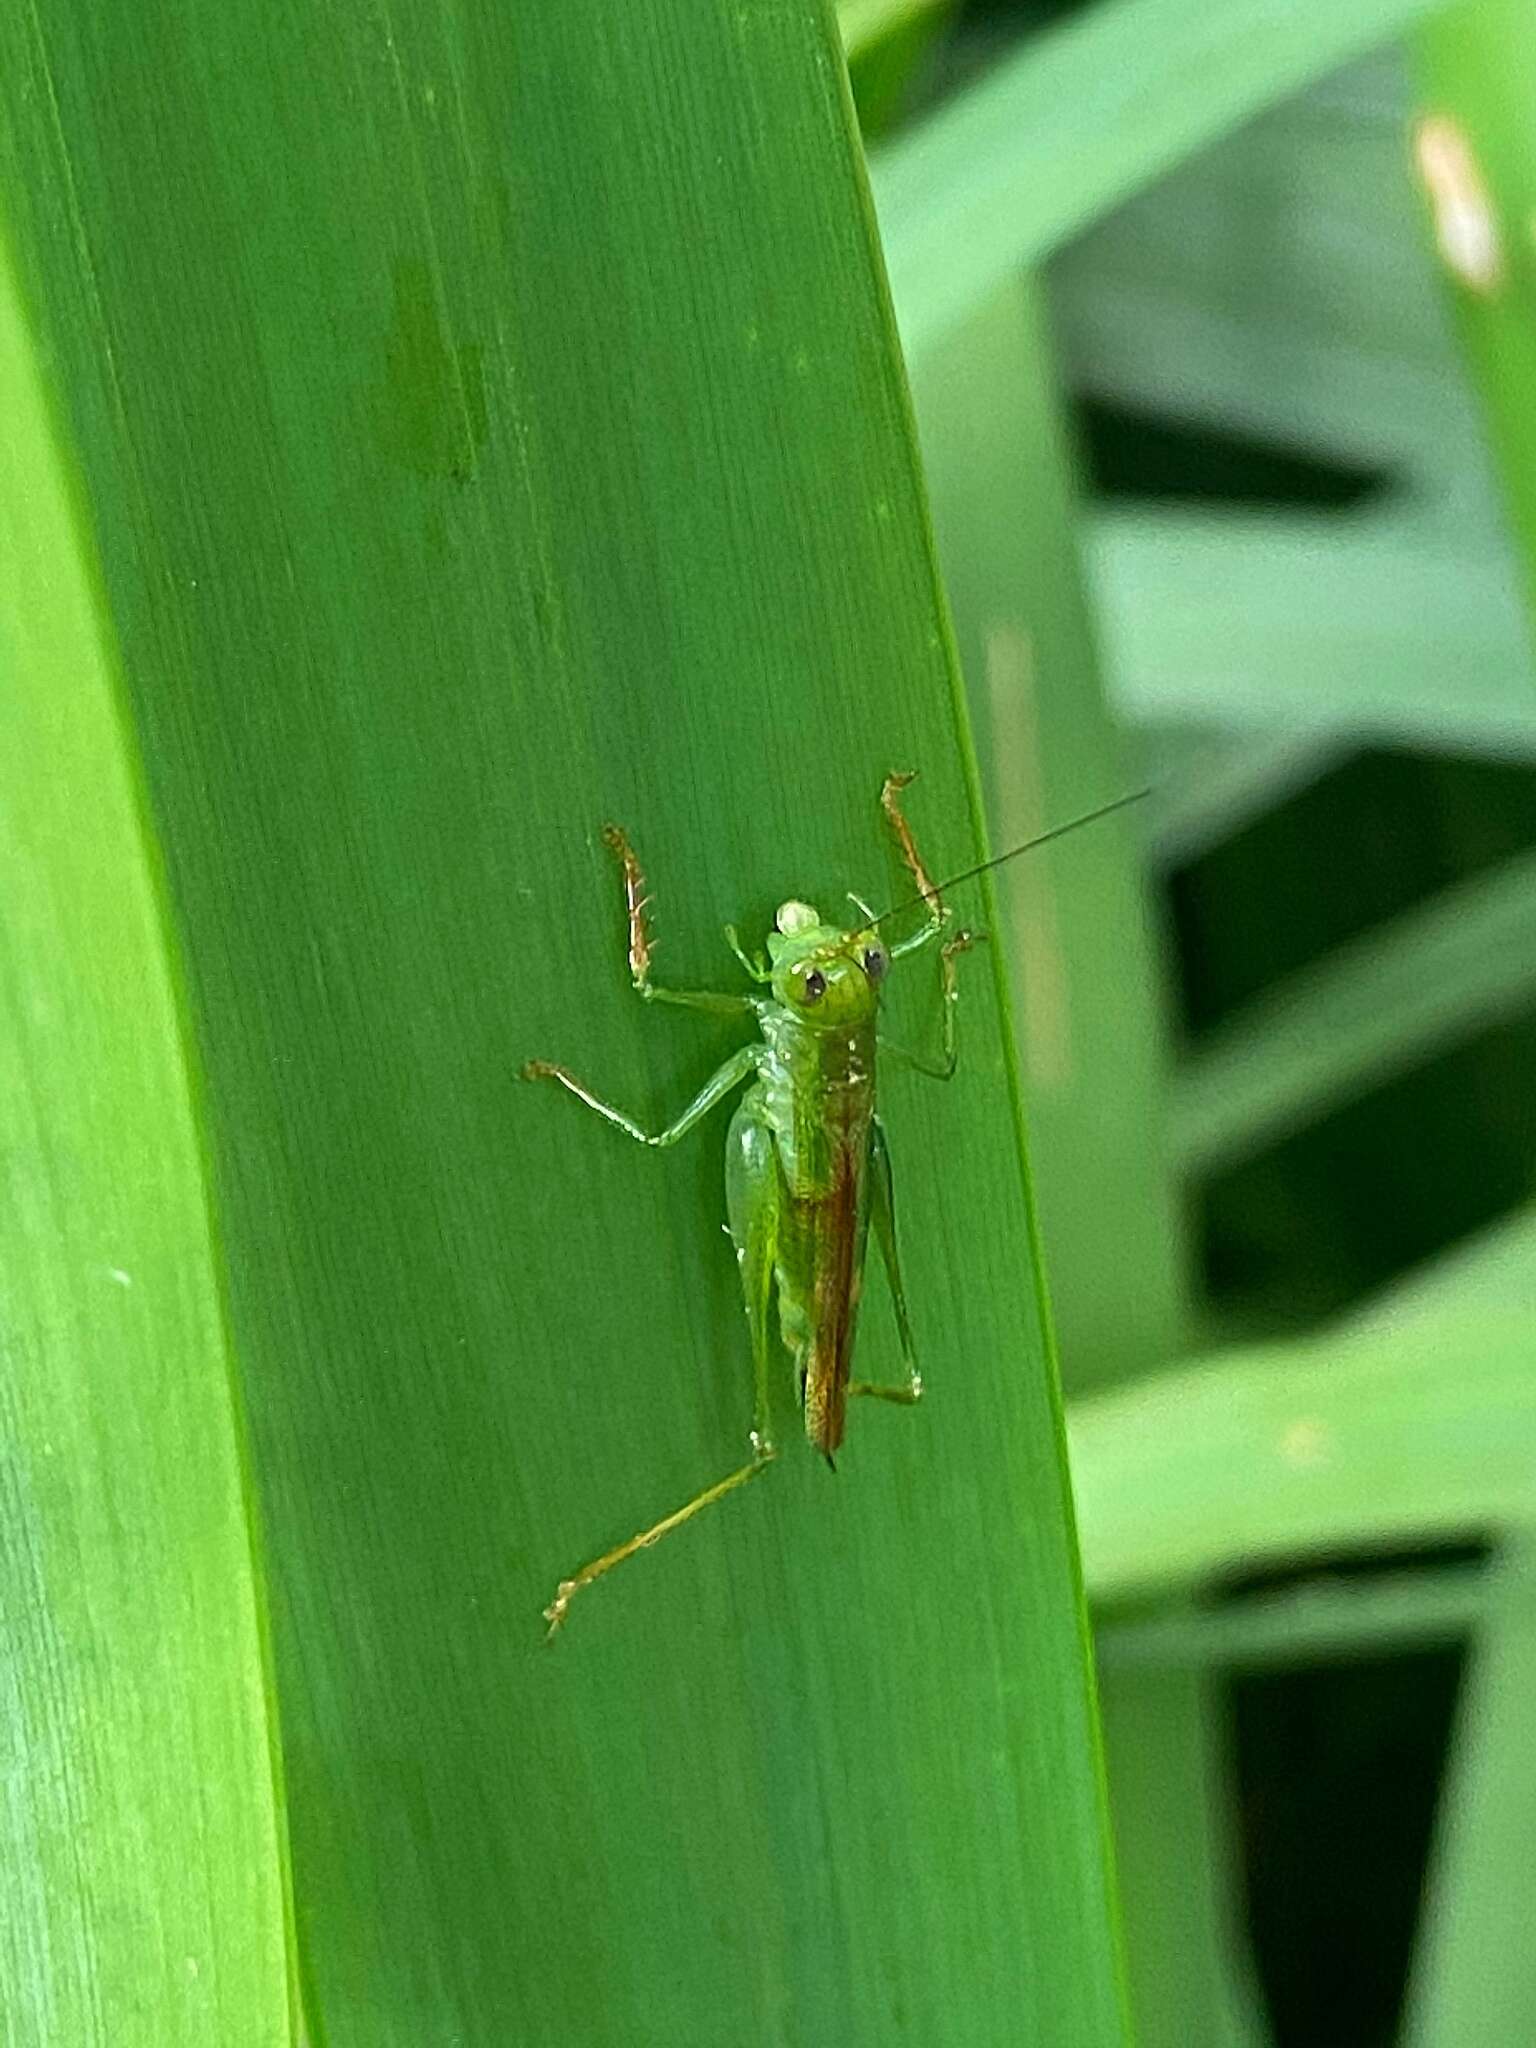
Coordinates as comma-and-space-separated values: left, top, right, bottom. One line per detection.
802, 1142, 862, 1461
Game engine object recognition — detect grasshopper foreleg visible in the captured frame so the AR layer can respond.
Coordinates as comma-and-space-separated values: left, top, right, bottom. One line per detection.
880, 770, 947, 935
603, 823, 758, 1014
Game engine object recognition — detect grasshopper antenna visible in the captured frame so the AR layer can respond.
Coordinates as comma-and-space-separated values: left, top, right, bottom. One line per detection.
872, 786, 1150, 932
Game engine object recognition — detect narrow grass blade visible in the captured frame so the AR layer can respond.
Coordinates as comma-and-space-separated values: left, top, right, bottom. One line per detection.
1173, 848, 1536, 1178
1414, 0, 1536, 631
909, 277, 1259, 2048
872, 0, 1448, 356
0, 226, 291, 2044
1072, 1316, 1536, 1604
1401, 1546, 1536, 2048
1098, 1566, 1491, 1675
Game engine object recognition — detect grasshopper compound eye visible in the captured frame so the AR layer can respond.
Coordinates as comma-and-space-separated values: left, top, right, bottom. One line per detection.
799, 967, 827, 1004
861, 945, 888, 983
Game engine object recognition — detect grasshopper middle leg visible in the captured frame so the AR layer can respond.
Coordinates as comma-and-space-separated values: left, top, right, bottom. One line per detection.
849, 1115, 923, 1407
878, 927, 983, 1081
520, 1043, 760, 1149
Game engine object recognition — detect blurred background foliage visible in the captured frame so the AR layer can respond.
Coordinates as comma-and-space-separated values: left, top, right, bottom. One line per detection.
855, 1, 1536, 2045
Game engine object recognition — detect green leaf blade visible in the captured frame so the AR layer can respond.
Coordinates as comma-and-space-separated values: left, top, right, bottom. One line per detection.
0, 227, 292, 2046
2, 3, 1129, 2044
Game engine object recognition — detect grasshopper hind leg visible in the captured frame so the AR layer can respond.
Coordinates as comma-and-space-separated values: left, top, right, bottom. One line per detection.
542, 1100, 782, 1638
543, 1453, 773, 1639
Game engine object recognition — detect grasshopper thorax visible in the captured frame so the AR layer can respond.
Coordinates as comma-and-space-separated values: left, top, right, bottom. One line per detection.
765, 902, 889, 1030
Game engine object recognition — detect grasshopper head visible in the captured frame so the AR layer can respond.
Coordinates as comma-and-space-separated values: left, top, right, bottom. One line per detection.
766, 901, 889, 1030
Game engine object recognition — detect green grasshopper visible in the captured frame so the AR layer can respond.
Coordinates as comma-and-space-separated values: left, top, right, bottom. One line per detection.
523, 773, 1137, 1636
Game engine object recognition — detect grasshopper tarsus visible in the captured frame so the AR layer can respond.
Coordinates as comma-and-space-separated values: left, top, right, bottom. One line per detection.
850, 1376, 924, 1405
601, 822, 657, 987
543, 1584, 578, 1642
